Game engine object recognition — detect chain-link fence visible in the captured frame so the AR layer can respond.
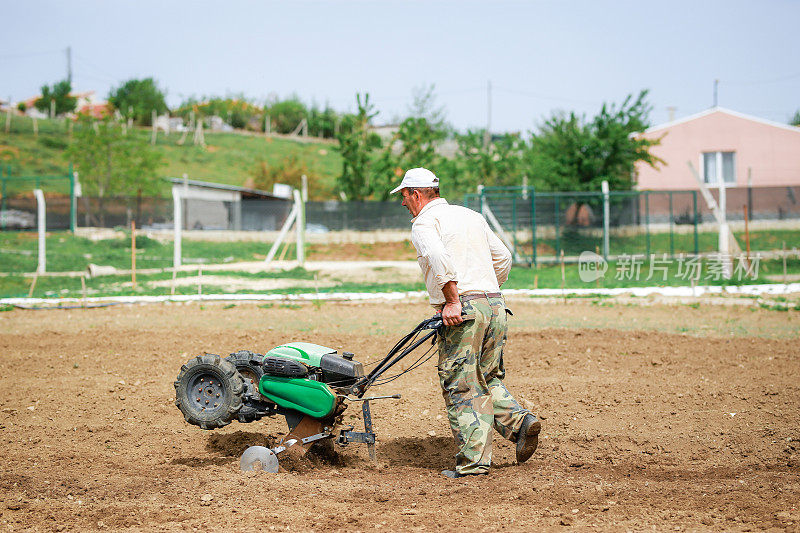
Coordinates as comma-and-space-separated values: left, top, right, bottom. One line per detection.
1, 169, 75, 231
4, 170, 798, 262
464, 185, 800, 264
464, 187, 703, 264
305, 201, 410, 231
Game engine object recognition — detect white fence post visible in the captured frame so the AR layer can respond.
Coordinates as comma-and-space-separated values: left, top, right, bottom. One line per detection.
264, 202, 298, 264
34, 189, 46, 273
602, 180, 610, 260
294, 188, 305, 267
173, 186, 182, 270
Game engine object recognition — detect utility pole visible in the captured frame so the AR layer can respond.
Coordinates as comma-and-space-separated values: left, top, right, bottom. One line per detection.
713, 79, 718, 107
66, 46, 72, 84
484, 80, 492, 149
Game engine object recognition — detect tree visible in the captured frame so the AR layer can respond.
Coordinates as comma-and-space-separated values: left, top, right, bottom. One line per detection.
407, 84, 449, 132
791, 110, 800, 127
174, 96, 262, 130
34, 80, 77, 116
65, 117, 163, 225
251, 155, 321, 197
372, 117, 447, 200
307, 103, 339, 138
108, 78, 168, 126
335, 94, 383, 200
525, 90, 662, 192
267, 97, 307, 134
452, 130, 525, 193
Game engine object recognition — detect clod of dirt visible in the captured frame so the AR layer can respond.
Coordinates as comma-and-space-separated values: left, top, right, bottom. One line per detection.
379, 436, 456, 469
276, 441, 348, 473
206, 431, 276, 456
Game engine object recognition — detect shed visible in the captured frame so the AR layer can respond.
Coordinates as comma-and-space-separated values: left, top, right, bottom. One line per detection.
168, 178, 291, 231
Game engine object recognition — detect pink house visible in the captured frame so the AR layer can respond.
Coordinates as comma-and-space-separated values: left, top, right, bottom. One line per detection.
634, 107, 800, 191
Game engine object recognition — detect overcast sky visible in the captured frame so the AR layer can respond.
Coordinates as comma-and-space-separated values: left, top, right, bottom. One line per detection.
2, 0, 798, 133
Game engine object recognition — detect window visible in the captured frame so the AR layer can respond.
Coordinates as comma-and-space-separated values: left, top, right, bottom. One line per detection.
702, 152, 736, 185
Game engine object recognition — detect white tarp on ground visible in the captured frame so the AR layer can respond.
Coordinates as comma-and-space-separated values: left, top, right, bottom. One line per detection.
2, 283, 799, 307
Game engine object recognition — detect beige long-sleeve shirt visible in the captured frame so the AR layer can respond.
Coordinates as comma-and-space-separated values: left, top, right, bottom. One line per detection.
410, 198, 512, 305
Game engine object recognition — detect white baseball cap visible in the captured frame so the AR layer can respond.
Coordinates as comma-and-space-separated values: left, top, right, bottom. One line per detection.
389, 167, 440, 194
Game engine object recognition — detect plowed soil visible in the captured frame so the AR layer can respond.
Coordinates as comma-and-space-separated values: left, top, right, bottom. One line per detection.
1, 300, 798, 531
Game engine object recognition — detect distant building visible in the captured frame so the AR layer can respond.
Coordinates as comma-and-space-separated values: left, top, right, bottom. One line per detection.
369, 124, 400, 143
635, 107, 800, 190
634, 108, 800, 222
167, 178, 291, 231
17, 90, 111, 118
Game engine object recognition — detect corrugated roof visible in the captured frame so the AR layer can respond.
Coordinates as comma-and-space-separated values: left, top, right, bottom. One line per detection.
166, 177, 286, 199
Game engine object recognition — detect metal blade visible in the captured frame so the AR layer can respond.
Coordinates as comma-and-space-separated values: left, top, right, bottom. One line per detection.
239, 446, 279, 473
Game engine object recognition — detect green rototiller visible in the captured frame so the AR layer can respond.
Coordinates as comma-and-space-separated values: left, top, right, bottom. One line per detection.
175, 312, 468, 472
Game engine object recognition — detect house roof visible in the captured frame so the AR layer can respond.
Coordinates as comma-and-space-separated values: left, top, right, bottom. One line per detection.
166, 177, 285, 200
644, 106, 800, 135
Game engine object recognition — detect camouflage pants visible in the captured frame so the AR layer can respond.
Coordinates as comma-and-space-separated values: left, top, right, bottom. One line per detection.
437, 296, 529, 474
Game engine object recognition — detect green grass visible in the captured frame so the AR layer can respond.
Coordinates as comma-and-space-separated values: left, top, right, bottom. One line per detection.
0, 232, 296, 272
2, 231, 799, 298
1, 255, 797, 299
3, 230, 798, 275
504, 257, 800, 290
528, 228, 800, 258
0, 115, 342, 198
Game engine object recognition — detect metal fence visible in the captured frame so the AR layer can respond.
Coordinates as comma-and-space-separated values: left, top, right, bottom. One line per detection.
3, 170, 798, 262
305, 201, 410, 231
1, 168, 76, 231
464, 187, 703, 264
463, 185, 800, 264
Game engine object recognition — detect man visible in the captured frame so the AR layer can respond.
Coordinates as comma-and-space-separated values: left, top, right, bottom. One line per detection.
391, 167, 541, 479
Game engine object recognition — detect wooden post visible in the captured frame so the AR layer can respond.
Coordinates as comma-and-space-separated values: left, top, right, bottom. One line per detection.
4, 105, 10, 133
198, 266, 203, 296
27, 273, 39, 298
131, 220, 137, 288
33, 116, 38, 136
595, 245, 601, 288
151, 109, 157, 145
81, 275, 87, 307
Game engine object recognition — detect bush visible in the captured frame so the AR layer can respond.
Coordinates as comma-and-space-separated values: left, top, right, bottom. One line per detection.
38, 135, 68, 150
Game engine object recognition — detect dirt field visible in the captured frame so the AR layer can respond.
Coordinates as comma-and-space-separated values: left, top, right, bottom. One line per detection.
1, 300, 798, 531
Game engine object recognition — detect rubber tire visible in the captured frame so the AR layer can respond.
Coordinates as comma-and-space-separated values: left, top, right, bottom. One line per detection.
174, 354, 244, 429
226, 350, 272, 423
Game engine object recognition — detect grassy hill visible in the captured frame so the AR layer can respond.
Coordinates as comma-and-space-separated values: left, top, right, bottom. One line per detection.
0, 114, 343, 198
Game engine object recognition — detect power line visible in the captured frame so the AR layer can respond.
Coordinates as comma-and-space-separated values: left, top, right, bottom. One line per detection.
722, 71, 800, 86
72, 54, 118, 84
0, 49, 62, 61
494, 86, 604, 106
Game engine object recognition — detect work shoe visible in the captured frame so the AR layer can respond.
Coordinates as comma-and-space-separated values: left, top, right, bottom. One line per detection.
516, 414, 541, 463
441, 469, 488, 479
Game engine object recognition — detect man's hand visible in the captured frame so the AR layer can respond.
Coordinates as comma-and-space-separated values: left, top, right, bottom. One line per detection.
441, 281, 463, 326
442, 300, 463, 326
